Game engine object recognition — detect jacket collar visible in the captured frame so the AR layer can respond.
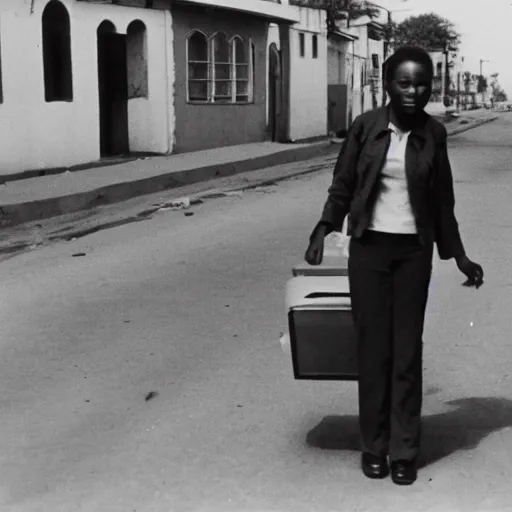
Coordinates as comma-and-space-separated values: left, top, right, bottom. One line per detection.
374, 105, 430, 142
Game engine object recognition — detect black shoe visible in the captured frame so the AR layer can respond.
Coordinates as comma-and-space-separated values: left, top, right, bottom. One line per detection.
390, 460, 417, 485
361, 453, 389, 479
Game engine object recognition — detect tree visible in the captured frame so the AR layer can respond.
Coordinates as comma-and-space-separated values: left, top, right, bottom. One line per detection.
391, 12, 461, 51
490, 73, 508, 102
476, 75, 488, 94
289, 0, 380, 31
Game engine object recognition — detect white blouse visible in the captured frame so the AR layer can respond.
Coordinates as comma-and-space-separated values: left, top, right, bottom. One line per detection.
368, 122, 417, 234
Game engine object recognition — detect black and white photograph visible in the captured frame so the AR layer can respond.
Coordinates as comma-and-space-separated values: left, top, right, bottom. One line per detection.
0, 0, 508, 510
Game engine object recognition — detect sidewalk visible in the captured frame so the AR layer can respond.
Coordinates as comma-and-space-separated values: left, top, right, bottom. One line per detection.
0, 109, 498, 229
0, 140, 337, 228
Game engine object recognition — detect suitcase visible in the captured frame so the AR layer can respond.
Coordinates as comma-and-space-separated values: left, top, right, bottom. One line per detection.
285, 254, 359, 381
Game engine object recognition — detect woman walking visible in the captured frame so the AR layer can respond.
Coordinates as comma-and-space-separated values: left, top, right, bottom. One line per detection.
305, 46, 484, 485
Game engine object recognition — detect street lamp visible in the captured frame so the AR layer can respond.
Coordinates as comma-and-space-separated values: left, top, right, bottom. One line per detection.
480, 59, 489, 77
443, 43, 451, 107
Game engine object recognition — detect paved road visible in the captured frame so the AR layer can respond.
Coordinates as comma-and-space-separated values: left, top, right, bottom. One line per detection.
1, 116, 512, 512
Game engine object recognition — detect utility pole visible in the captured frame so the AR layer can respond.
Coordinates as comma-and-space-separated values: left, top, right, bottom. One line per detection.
383, 10, 392, 62
456, 72, 461, 111
382, 9, 392, 106
480, 59, 489, 103
443, 44, 451, 107
480, 59, 488, 77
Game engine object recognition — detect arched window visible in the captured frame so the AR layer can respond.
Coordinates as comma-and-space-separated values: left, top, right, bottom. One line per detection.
42, 0, 73, 102
186, 31, 255, 104
212, 32, 231, 102
127, 20, 148, 99
187, 31, 209, 102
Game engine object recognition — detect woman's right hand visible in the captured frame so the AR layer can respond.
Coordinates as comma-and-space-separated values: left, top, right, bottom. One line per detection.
305, 223, 328, 265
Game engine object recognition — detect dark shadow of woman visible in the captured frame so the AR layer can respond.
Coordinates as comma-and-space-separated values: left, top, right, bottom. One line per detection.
305, 396, 512, 468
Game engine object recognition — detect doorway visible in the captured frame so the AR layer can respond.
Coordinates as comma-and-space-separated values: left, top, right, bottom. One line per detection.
268, 43, 282, 142
97, 22, 129, 156
328, 84, 348, 136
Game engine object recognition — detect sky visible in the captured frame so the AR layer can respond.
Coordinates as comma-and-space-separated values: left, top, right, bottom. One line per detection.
376, 0, 511, 94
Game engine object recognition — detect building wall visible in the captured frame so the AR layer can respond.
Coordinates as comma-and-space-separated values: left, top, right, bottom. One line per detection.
429, 50, 446, 102
349, 20, 386, 116
288, 6, 328, 141
368, 35, 384, 107
171, 5, 269, 153
327, 38, 352, 86
0, 0, 172, 175
349, 23, 367, 118
327, 36, 354, 132
351, 22, 369, 62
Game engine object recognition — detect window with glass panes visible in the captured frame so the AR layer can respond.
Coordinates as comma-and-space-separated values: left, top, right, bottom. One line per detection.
186, 31, 254, 104
187, 31, 209, 101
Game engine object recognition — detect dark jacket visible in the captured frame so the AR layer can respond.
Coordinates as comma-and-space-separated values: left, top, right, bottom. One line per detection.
315, 106, 465, 261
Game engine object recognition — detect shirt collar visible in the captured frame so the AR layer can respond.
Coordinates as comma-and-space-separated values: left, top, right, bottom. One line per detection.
374, 105, 430, 141
388, 122, 410, 137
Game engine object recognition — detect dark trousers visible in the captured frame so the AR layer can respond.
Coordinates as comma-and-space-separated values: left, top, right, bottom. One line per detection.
348, 230, 433, 462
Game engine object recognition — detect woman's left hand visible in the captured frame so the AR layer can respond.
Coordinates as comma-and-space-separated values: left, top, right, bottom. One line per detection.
456, 255, 484, 289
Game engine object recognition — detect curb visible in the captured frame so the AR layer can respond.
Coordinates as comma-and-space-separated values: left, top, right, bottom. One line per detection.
0, 115, 498, 230
446, 115, 498, 136
0, 141, 339, 228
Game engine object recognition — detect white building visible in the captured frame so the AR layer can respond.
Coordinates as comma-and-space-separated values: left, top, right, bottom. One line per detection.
268, 2, 328, 142
0, 0, 174, 176
327, 28, 357, 135
348, 17, 385, 118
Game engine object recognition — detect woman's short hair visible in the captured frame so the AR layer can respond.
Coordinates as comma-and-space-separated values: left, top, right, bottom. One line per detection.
384, 46, 434, 83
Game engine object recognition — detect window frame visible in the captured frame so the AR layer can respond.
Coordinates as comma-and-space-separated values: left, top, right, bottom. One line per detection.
229, 35, 253, 104
211, 31, 232, 103
186, 29, 210, 103
186, 30, 255, 105
299, 32, 305, 58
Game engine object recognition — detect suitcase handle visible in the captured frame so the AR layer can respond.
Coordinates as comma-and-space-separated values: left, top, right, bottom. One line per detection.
305, 292, 351, 299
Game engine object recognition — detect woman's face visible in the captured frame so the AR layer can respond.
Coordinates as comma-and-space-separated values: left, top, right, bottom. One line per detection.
386, 60, 432, 115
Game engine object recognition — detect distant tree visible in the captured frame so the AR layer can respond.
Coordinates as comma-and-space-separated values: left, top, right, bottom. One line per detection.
290, 0, 380, 31
490, 73, 508, 102
476, 75, 488, 94
391, 12, 461, 52
463, 71, 471, 92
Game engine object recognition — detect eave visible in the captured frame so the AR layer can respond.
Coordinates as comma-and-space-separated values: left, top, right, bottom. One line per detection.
171, 0, 300, 24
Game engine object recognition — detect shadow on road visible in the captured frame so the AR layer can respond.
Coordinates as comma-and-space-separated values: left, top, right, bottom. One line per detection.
306, 396, 512, 468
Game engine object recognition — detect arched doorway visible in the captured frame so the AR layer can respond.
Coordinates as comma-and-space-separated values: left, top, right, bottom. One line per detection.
268, 43, 282, 142
97, 21, 129, 156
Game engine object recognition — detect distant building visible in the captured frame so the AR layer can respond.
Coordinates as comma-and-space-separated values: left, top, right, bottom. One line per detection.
268, 1, 328, 142
327, 28, 357, 135
346, 16, 385, 119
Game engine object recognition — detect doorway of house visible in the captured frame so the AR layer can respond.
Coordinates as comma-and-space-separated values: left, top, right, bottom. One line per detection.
97, 22, 129, 157
268, 43, 282, 142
